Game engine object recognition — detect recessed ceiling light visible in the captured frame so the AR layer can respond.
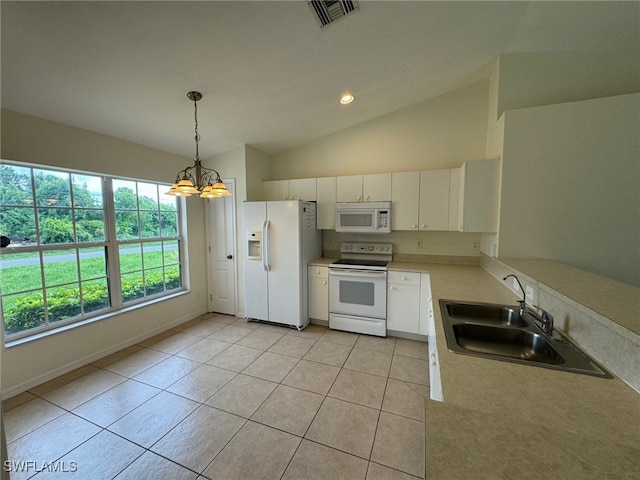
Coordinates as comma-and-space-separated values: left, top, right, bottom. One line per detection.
340, 94, 355, 105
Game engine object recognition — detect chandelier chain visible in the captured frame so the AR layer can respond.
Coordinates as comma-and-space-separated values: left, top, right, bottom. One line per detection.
193, 96, 200, 159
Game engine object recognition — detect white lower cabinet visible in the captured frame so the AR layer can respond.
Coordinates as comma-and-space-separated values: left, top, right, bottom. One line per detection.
387, 271, 421, 334
308, 266, 328, 321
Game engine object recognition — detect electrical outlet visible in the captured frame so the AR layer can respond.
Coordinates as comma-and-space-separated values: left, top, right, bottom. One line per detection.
472, 240, 479, 251
416, 238, 423, 249
525, 285, 536, 305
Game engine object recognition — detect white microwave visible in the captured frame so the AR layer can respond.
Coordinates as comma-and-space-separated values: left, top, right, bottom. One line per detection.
335, 202, 392, 233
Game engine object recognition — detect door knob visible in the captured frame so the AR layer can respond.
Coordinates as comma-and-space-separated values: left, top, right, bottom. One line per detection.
227, 255, 233, 259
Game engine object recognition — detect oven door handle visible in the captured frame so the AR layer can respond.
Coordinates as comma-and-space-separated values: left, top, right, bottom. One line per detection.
329, 268, 387, 277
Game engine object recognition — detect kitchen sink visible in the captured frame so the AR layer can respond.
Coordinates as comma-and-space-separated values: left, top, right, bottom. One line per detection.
446, 302, 527, 327
439, 300, 612, 378
452, 323, 565, 365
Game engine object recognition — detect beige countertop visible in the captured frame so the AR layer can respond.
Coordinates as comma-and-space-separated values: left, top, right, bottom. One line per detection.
419, 263, 640, 479
309, 257, 639, 477
308, 257, 337, 267
499, 257, 639, 335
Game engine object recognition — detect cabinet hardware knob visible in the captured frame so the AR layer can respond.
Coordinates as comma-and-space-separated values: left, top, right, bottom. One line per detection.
322, 280, 327, 285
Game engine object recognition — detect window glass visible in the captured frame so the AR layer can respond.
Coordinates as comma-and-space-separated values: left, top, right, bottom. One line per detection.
0, 251, 42, 295
38, 208, 75, 245
35, 169, 71, 207
0, 162, 184, 340
113, 179, 181, 306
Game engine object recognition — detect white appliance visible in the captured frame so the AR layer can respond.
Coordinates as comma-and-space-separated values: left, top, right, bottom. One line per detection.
243, 200, 321, 330
335, 201, 391, 233
328, 242, 393, 337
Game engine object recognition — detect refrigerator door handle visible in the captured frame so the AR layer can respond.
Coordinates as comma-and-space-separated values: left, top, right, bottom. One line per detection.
263, 219, 271, 271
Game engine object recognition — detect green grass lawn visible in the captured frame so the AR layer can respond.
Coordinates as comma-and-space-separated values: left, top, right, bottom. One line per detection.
0, 250, 171, 294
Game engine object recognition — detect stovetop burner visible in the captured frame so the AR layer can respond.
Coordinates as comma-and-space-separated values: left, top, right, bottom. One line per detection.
329, 242, 393, 271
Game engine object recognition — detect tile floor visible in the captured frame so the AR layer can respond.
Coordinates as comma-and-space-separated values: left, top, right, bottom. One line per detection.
3, 313, 429, 480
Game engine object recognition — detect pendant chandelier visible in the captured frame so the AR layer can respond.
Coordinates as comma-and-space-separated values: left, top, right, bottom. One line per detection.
166, 91, 231, 198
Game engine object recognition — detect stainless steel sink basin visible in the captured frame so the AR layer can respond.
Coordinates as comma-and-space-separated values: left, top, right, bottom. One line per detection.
446, 302, 528, 327
439, 300, 612, 378
452, 323, 565, 365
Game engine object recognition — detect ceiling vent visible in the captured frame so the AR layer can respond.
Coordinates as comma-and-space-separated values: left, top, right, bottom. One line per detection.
308, 1, 359, 27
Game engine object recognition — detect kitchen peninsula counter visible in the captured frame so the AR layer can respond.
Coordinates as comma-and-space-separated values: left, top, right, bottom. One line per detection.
403, 262, 639, 479
313, 257, 639, 477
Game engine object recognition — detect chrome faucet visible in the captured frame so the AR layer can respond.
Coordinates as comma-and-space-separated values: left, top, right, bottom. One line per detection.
533, 306, 556, 338
503, 274, 526, 316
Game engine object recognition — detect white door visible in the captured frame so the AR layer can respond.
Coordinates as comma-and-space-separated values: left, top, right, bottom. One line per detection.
207, 179, 237, 315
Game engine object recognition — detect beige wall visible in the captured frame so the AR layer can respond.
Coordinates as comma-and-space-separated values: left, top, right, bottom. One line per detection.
1, 109, 210, 396
496, 50, 640, 119
270, 80, 490, 178
267, 81, 492, 259
499, 94, 640, 286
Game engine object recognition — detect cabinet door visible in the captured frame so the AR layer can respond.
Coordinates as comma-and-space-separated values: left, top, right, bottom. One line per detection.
448, 168, 461, 231
363, 173, 392, 201
316, 177, 337, 229
387, 272, 420, 334
419, 169, 450, 231
391, 172, 419, 230
289, 178, 316, 201
308, 267, 328, 321
336, 175, 363, 202
263, 180, 289, 201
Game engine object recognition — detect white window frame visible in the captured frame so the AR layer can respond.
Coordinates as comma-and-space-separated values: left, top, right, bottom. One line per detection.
0, 160, 187, 342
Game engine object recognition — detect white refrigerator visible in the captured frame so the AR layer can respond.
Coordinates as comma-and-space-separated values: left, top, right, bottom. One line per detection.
243, 200, 321, 329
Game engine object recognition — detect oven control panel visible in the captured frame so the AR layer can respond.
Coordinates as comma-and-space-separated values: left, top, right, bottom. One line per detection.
340, 242, 393, 255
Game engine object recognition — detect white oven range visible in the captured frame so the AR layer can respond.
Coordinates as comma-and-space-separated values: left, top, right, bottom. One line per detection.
328, 242, 392, 337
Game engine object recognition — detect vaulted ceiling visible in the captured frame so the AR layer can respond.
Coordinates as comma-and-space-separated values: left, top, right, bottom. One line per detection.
2, 1, 638, 159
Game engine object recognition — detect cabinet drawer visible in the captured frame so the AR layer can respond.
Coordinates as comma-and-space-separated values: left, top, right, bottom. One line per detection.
308, 266, 328, 279
388, 271, 420, 286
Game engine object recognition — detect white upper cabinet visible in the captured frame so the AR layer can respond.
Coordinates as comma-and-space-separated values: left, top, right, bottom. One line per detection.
262, 161, 499, 232
363, 173, 391, 201
263, 178, 316, 201
448, 168, 461, 231
392, 171, 420, 230
336, 175, 362, 202
289, 178, 317, 201
316, 177, 337, 229
336, 173, 391, 202
454, 159, 500, 232
419, 169, 451, 231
